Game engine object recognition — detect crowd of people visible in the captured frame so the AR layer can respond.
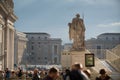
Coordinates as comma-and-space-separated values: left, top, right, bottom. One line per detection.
0, 63, 111, 80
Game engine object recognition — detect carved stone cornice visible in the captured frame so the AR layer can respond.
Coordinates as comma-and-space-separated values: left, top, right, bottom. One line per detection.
0, 0, 18, 23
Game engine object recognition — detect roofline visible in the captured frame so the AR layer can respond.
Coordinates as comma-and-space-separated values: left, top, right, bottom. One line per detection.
99, 33, 120, 35
98, 33, 120, 37
24, 32, 50, 35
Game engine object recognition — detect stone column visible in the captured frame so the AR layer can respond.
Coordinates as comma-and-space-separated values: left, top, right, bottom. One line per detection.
6, 22, 15, 70
2, 28, 5, 70
6, 26, 10, 69
11, 29, 15, 70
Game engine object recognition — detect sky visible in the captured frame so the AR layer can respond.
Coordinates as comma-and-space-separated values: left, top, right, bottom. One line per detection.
14, 0, 120, 43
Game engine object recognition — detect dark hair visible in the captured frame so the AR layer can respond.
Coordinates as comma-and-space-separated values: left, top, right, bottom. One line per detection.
65, 69, 70, 75
65, 69, 70, 72
49, 67, 58, 74
74, 64, 80, 69
99, 69, 106, 74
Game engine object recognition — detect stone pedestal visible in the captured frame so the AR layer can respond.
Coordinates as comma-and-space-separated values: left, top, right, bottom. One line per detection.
70, 50, 91, 68
61, 49, 91, 69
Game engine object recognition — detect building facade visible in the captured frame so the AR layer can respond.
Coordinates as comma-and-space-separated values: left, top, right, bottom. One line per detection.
86, 33, 120, 59
0, 0, 17, 70
25, 33, 62, 65
14, 31, 28, 68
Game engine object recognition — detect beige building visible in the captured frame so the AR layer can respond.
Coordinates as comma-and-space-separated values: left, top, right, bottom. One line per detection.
14, 31, 28, 68
61, 51, 71, 69
86, 33, 120, 59
25, 32, 62, 65
0, 0, 17, 70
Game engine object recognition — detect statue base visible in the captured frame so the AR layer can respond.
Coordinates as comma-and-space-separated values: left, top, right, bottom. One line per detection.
61, 49, 91, 69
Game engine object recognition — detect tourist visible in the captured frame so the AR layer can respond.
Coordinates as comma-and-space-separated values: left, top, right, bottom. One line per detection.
28, 71, 33, 78
32, 68, 40, 80
17, 69, 23, 78
43, 67, 59, 80
63, 69, 71, 80
96, 69, 111, 80
40, 70, 46, 79
10, 70, 17, 79
56, 72, 63, 80
5, 68, 11, 79
83, 69, 91, 78
70, 64, 83, 80
70, 63, 90, 80
0, 70, 4, 79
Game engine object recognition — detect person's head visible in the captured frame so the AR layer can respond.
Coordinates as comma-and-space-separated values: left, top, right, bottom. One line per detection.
76, 14, 80, 18
19, 69, 22, 73
5, 68, 8, 71
0, 70, 3, 73
74, 63, 83, 70
48, 67, 59, 79
65, 69, 70, 74
34, 68, 38, 74
11, 71, 15, 74
99, 69, 106, 76
83, 69, 91, 78
71, 64, 75, 70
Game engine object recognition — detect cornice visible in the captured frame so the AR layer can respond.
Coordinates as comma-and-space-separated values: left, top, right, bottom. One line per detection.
0, 1, 18, 22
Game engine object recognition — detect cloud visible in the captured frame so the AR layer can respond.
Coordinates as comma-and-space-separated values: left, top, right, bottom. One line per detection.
65, 0, 118, 6
14, 0, 38, 9
97, 22, 120, 27
65, 0, 76, 2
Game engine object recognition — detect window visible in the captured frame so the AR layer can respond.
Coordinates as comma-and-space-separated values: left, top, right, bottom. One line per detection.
68, 53, 70, 55
31, 37, 34, 39
54, 57, 57, 64
31, 52, 34, 55
45, 57, 47, 60
112, 37, 115, 40
38, 42, 41, 44
97, 46, 101, 49
31, 57, 34, 60
45, 37, 47, 39
38, 37, 41, 39
31, 46, 34, 50
31, 42, 34, 44
38, 57, 40, 60
54, 45, 58, 54
106, 37, 108, 40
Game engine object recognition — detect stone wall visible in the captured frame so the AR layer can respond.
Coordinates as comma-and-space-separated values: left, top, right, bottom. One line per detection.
106, 50, 120, 72
111, 44, 120, 56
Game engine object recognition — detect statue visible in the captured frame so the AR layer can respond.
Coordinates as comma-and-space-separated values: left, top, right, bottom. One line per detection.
5, 0, 14, 9
68, 14, 85, 51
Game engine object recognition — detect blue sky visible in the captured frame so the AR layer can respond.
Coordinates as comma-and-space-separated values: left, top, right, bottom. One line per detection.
14, 0, 120, 43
